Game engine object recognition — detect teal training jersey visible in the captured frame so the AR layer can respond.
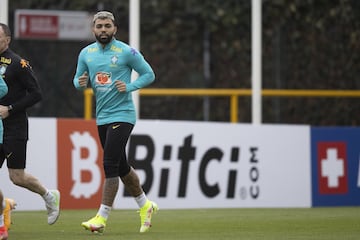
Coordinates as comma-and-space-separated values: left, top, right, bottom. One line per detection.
0, 75, 8, 143
73, 39, 155, 125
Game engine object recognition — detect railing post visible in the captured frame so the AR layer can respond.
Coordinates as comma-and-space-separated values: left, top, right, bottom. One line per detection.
230, 94, 238, 123
84, 88, 93, 120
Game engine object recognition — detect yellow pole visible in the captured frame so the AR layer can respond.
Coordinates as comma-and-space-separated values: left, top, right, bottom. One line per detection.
230, 95, 238, 123
84, 88, 360, 120
84, 88, 93, 120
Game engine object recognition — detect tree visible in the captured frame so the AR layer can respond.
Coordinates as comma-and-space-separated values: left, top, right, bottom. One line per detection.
7, 0, 360, 125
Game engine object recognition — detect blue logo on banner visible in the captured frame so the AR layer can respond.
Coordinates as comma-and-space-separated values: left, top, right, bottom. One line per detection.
311, 127, 360, 206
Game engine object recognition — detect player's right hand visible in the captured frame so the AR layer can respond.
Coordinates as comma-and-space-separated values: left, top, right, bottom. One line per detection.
78, 71, 89, 87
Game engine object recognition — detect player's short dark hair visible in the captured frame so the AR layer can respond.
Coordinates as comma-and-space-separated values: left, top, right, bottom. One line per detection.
0, 23, 11, 37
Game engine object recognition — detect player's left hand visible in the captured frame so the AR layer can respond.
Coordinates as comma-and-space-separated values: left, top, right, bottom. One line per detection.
0, 105, 10, 119
114, 80, 126, 92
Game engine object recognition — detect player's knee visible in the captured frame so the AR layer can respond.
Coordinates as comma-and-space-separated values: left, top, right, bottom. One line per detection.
9, 172, 25, 186
103, 161, 130, 178
104, 162, 120, 178
119, 164, 131, 178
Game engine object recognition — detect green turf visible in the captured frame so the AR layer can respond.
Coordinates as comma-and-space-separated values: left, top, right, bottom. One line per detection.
8, 207, 360, 240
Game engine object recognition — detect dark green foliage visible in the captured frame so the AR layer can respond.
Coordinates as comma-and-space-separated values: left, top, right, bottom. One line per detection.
6, 0, 360, 125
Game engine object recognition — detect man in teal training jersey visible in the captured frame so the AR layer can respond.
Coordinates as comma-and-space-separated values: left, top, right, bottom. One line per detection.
73, 11, 158, 234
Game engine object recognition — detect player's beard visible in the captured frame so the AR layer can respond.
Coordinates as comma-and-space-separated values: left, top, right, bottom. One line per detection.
95, 33, 113, 45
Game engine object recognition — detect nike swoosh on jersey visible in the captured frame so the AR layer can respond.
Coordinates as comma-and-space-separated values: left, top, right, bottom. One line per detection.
112, 124, 121, 129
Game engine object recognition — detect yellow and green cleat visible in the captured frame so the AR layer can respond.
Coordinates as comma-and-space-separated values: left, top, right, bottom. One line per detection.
139, 200, 159, 233
81, 215, 106, 233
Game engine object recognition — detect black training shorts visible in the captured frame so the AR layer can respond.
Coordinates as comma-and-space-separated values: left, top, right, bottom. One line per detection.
0, 139, 27, 169
97, 122, 134, 178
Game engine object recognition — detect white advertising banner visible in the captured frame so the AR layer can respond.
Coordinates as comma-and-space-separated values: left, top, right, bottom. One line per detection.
124, 120, 311, 209
0, 118, 311, 211
0, 118, 57, 210
14, 10, 93, 40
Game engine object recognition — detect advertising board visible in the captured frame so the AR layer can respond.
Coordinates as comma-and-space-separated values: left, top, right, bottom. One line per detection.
311, 127, 360, 206
0, 118, 311, 210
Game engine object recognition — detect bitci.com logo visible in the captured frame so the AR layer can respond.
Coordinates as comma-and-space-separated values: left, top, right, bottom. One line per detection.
57, 119, 104, 209
317, 142, 348, 194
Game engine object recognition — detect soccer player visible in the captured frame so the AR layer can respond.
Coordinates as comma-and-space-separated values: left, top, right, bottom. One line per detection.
0, 23, 60, 225
73, 11, 158, 234
0, 74, 11, 240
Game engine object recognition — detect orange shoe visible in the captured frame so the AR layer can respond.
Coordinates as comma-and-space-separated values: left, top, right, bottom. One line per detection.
0, 226, 8, 240
3, 198, 16, 230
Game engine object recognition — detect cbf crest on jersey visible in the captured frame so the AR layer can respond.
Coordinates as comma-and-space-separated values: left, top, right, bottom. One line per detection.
110, 55, 118, 65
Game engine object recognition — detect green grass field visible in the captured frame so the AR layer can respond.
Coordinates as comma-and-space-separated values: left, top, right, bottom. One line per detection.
7, 207, 360, 240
